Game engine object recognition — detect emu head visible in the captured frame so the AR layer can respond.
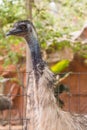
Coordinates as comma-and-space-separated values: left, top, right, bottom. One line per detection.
6, 20, 37, 38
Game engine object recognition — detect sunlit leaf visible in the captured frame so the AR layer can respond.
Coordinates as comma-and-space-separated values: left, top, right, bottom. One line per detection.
51, 60, 70, 73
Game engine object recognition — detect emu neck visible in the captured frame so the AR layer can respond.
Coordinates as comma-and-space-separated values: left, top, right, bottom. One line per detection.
25, 33, 42, 71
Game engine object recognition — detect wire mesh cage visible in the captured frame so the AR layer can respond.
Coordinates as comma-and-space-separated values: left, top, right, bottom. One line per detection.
0, 72, 87, 130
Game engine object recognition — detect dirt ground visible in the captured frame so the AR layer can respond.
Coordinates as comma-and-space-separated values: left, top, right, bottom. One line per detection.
0, 125, 23, 130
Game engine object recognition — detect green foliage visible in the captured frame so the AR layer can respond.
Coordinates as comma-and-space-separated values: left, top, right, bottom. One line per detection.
51, 60, 70, 73
4, 51, 19, 66
33, 0, 87, 58
0, 0, 25, 26
0, 0, 87, 70
0, 0, 26, 67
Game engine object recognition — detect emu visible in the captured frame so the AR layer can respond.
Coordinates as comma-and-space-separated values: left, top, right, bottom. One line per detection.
6, 20, 87, 130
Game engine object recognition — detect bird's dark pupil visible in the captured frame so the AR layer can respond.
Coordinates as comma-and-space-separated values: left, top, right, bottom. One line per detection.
20, 25, 26, 30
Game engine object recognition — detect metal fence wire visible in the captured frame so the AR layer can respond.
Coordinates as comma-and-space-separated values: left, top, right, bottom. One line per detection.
0, 72, 87, 130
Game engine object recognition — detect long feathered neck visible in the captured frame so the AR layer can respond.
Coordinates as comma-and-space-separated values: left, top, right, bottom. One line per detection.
25, 27, 43, 71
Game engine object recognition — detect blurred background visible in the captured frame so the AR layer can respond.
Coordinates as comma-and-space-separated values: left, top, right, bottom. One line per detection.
0, 0, 87, 68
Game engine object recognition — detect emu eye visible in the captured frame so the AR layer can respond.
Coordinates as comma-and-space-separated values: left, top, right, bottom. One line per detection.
20, 25, 26, 30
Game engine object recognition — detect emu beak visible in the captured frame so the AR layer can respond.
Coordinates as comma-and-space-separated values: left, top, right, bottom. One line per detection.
6, 28, 22, 36
6, 31, 11, 36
